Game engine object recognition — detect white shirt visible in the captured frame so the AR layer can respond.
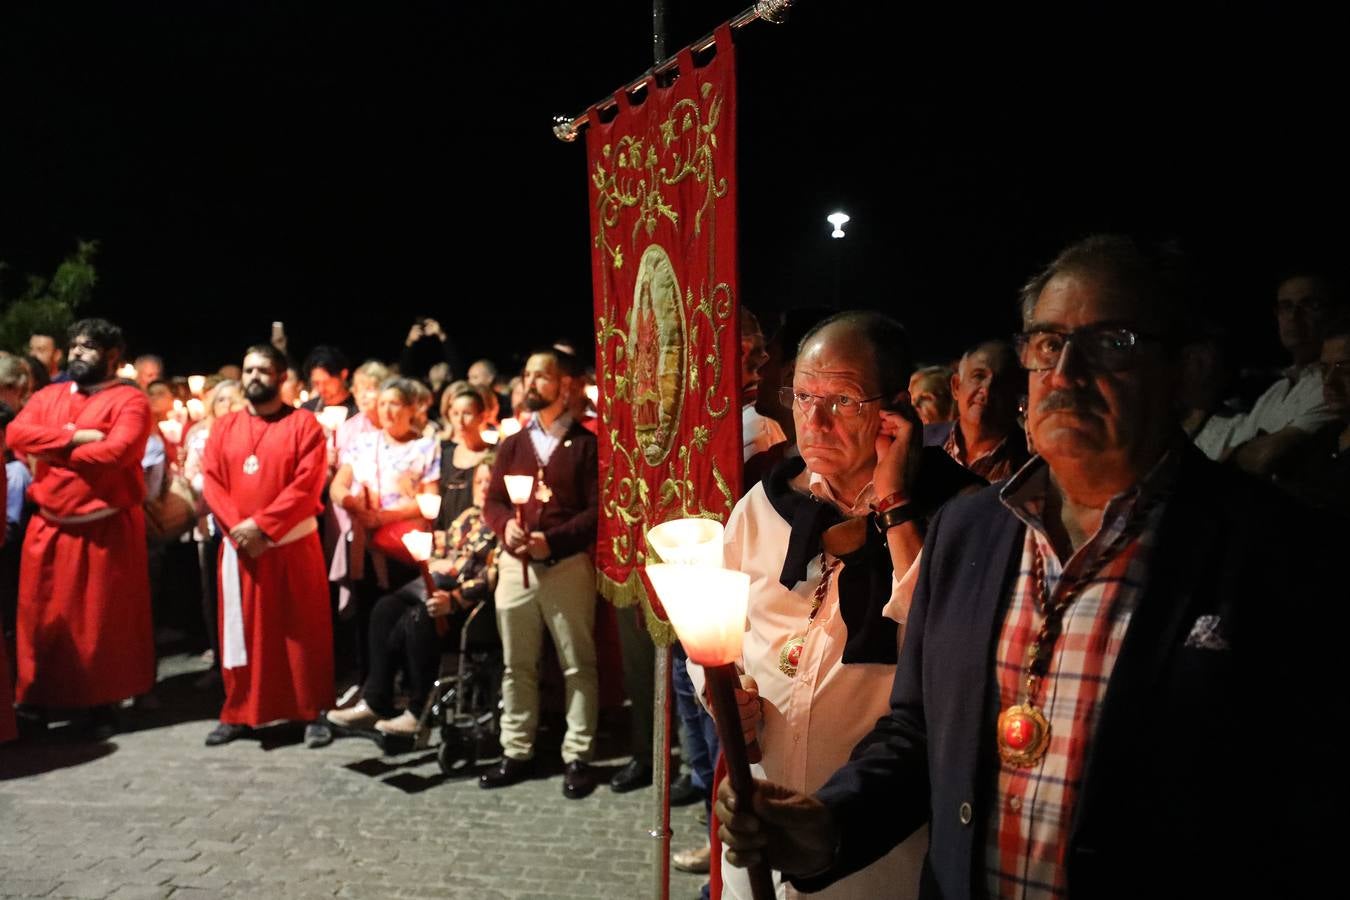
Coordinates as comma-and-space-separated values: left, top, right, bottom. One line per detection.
743, 404, 787, 462
525, 411, 572, 467
699, 477, 925, 900
1203, 363, 1337, 458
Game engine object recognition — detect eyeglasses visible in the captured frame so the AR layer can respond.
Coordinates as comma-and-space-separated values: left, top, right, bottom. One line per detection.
1276, 298, 1327, 317
778, 386, 882, 418
1013, 325, 1162, 373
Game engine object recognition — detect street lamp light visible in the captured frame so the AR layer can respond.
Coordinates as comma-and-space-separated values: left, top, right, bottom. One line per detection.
827, 211, 850, 239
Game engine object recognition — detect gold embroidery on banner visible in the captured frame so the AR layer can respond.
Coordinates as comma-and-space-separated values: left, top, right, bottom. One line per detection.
590, 74, 736, 640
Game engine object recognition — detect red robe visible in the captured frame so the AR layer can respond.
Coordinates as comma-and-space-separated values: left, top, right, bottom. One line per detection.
0, 442, 11, 742
6, 381, 153, 708
202, 407, 333, 726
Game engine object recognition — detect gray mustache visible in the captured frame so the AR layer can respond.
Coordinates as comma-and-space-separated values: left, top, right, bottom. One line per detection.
1037, 390, 1104, 415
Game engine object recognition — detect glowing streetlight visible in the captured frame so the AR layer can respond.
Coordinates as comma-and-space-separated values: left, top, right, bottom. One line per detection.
827, 211, 850, 239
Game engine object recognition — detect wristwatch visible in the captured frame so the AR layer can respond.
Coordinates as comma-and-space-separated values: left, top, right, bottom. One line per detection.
873, 502, 921, 533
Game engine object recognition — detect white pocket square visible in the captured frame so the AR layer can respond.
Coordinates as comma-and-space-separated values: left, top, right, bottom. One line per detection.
1184, 614, 1230, 651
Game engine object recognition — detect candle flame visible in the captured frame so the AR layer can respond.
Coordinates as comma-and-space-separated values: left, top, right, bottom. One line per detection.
400, 530, 434, 563
504, 474, 535, 505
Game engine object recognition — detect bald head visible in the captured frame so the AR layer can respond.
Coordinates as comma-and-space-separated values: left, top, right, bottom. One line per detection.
798, 311, 913, 405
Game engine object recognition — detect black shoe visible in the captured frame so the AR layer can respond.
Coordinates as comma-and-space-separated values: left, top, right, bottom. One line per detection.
87, 705, 119, 742
204, 722, 251, 747
304, 722, 333, 748
609, 758, 653, 793
479, 756, 534, 789
563, 760, 597, 800
669, 773, 703, 807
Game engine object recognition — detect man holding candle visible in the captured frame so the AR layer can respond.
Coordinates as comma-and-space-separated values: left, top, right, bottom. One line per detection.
701, 310, 981, 900
200, 343, 333, 746
481, 348, 600, 799
5, 319, 153, 738
715, 237, 1336, 898
300, 345, 357, 419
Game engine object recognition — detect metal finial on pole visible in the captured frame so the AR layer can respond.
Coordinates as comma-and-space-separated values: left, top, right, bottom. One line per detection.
550, 0, 796, 142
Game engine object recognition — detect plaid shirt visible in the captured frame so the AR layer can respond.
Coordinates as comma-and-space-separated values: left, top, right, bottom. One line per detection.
942, 425, 1028, 484
983, 453, 1174, 898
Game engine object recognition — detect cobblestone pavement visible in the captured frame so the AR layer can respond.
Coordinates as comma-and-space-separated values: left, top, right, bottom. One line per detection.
0, 654, 710, 900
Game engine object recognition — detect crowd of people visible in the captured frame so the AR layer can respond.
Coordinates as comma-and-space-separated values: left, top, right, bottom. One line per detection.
0, 234, 1345, 899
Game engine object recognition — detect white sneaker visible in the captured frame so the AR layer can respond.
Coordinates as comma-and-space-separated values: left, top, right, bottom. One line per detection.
325, 700, 378, 728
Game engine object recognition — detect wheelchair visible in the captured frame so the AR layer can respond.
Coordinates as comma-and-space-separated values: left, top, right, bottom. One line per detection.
375, 596, 503, 774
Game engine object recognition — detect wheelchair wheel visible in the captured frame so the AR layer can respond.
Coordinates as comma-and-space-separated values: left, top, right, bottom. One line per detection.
437, 727, 477, 775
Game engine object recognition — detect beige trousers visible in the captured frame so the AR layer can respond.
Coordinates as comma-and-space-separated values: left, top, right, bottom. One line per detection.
494, 552, 598, 763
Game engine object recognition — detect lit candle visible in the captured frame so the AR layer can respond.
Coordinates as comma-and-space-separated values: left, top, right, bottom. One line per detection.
400, 530, 447, 636
400, 530, 434, 565
481, 428, 500, 446
316, 406, 349, 432
116, 363, 137, 380
172, 398, 184, 411
644, 565, 747, 666
186, 398, 206, 421
503, 474, 535, 588
503, 475, 535, 505
646, 518, 724, 567
584, 384, 599, 405
188, 375, 206, 396
498, 417, 522, 438
157, 419, 183, 445
416, 493, 442, 521
644, 561, 773, 900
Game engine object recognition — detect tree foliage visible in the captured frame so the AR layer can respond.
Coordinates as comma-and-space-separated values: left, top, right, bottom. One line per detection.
0, 240, 100, 353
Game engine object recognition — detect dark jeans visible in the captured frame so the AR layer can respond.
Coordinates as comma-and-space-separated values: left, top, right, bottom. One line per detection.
361, 579, 451, 719
350, 557, 418, 685
360, 568, 503, 716
672, 642, 719, 812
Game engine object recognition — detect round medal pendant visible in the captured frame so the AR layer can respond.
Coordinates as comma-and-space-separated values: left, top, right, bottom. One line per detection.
778, 634, 805, 678
997, 703, 1050, 768
242, 454, 260, 475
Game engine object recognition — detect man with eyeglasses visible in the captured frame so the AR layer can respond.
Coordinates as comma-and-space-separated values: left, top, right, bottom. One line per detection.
696, 310, 980, 900
715, 236, 1335, 898
1200, 272, 1342, 475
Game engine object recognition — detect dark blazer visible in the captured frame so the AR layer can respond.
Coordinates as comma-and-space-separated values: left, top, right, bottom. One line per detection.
804, 445, 1336, 899
482, 418, 597, 562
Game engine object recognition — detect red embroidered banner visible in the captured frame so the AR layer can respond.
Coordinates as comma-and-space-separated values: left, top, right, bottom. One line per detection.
587, 26, 741, 644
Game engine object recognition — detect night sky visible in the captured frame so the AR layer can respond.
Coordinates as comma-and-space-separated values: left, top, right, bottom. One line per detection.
1, 2, 1344, 376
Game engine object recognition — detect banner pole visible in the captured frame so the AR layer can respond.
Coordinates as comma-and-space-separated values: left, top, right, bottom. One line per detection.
651, 644, 673, 900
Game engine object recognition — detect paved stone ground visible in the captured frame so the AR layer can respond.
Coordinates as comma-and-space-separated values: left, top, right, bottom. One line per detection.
0, 654, 710, 899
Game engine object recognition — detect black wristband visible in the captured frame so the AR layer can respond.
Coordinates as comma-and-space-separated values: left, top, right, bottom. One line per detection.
873, 502, 921, 532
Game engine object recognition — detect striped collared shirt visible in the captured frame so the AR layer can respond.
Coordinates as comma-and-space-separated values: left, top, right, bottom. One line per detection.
983, 452, 1174, 898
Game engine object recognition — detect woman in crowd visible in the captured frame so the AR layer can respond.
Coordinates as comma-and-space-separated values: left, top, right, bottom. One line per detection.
329, 376, 441, 678
327, 458, 498, 737
332, 360, 390, 469
908, 364, 955, 425
436, 387, 492, 527
182, 379, 245, 685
